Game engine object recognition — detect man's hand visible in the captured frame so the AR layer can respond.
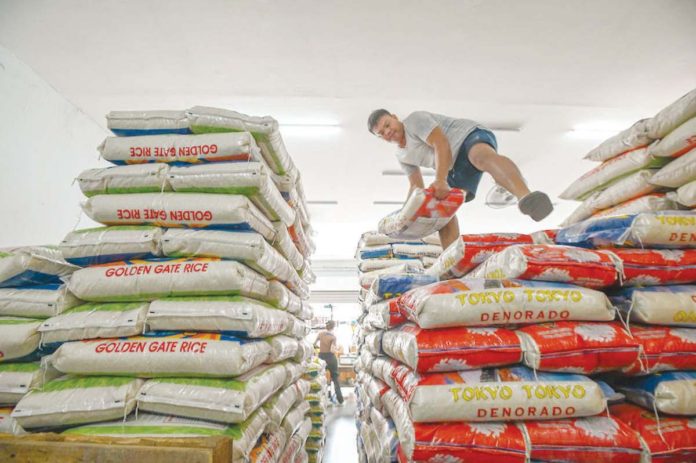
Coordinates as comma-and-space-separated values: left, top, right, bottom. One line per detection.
430, 179, 450, 200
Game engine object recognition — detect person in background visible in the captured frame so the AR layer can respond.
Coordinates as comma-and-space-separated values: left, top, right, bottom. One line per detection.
368, 109, 554, 248
314, 320, 344, 405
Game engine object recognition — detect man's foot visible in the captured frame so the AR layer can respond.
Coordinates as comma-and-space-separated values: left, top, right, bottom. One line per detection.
518, 191, 553, 222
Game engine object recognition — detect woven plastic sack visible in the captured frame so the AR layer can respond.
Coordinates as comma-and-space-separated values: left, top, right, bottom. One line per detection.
0, 361, 60, 405
267, 280, 303, 313
584, 119, 653, 162
187, 106, 295, 176
649, 116, 696, 159
363, 299, 406, 330
399, 279, 614, 329
0, 247, 78, 288
611, 403, 696, 462
369, 273, 437, 303
358, 245, 393, 260
77, 164, 171, 197
382, 324, 522, 373
364, 331, 384, 356
557, 211, 696, 249
64, 410, 269, 462
11, 376, 142, 429
0, 407, 25, 435
0, 318, 41, 362
650, 147, 696, 188
391, 243, 442, 259
517, 321, 640, 374
0, 284, 81, 318
68, 258, 268, 302
648, 88, 696, 139
272, 223, 304, 272
560, 148, 668, 200
285, 318, 310, 341
161, 229, 296, 283
378, 188, 465, 239
382, 389, 527, 463
284, 364, 308, 389
60, 226, 162, 267
364, 376, 390, 412
612, 285, 696, 326
523, 416, 642, 463
99, 132, 259, 164
289, 218, 314, 258
282, 401, 311, 438
168, 163, 295, 225
263, 386, 301, 425
591, 193, 679, 219
560, 192, 601, 227
612, 248, 696, 286
383, 363, 606, 423
249, 428, 288, 463
39, 302, 149, 345
618, 371, 696, 415
51, 333, 271, 378
137, 364, 286, 423
369, 407, 398, 463
278, 418, 312, 463
106, 110, 191, 136
358, 258, 423, 273
624, 326, 696, 374
82, 193, 275, 238
675, 179, 696, 207
592, 169, 661, 210
267, 335, 299, 363
358, 231, 440, 247
426, 233, 534, 279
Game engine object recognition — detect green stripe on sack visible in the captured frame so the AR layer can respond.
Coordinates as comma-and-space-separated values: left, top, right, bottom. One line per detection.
63, 425, 227, 437
0, 318, 42, 325
0, 252, 12, 258
83, 187, 165, 197
63, 302, 146, 314
152, 377, 248, 392
171, 187, 260, 196
41, 376, 137, 392
155, 296, 276, 310
74, 226, 158, 234
0, 362, 41, 373
83, 290, 244, 302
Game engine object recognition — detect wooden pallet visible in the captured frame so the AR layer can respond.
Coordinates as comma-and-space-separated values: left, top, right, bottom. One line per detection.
0, 432, 233, 463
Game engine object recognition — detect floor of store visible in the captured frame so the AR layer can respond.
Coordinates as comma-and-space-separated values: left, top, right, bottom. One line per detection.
323, 387, 358, 463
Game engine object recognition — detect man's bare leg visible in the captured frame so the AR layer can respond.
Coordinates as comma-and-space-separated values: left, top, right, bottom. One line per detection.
438, 215, 460, 249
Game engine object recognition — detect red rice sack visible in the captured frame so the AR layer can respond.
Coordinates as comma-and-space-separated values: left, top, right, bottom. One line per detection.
398, 279, 615, 329
611, 403, 696, 463
624, 326, 696, 374
378, 188, 465, 239
466, 245, 623, 289
426, 233, 533, 279
611, 248, 696, 286
523, 416, 642, 463
517, 321, 640, 374
381, 324, 521, 373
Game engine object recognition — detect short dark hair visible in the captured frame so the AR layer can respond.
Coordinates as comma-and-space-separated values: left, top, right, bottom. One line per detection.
326, 320, 336, 330
368, 109, 390, 133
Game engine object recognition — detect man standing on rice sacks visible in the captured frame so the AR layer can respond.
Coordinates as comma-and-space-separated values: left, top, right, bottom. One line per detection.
368, 109, 554, 248
314, 320, 344, 405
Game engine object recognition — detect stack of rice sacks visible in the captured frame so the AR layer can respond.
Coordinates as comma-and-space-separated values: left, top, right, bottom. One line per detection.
561, 87, 696, 225
301, 356, 329, 463
0, 246, 78, 435
7, 108, 319, 463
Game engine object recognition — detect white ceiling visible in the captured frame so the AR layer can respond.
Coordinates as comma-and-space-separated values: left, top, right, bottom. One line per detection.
1, 0, 695, 260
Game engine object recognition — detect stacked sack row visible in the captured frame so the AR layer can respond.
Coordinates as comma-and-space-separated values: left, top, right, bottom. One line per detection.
302, 357, 330, 463
1, 107, 322, 463
561, 87, 696, 225
354, 209, 696, 462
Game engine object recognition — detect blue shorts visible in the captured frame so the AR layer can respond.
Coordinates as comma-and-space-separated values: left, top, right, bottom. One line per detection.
447, 128, 498, 202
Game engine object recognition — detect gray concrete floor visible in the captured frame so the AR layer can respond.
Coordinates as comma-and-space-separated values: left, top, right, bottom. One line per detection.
322, 387, 359, 463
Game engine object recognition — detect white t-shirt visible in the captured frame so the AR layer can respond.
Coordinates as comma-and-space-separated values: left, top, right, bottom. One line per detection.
396, 111, 481, 174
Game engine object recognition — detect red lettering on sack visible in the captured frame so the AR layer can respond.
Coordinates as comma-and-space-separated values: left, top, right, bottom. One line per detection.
105, 265, 152, 278
670, 232, 696, 243
183, 262, 209, 273
117, 209, 141, 220
129, 147, 151, 158
179, 341, 207, 353
168, 210, 213, 222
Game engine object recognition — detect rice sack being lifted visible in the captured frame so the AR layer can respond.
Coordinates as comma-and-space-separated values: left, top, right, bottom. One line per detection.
67, 258, 268, 302
611, 285, 696, 326
516, 321, 640, 374
51, 332, 271, 378
466, 245, 622, 289
398, 279, 615, 329
623, 326, 696, 374
617, 371, 696, 415
381, 324, 522, 373
378, 188, 465, 239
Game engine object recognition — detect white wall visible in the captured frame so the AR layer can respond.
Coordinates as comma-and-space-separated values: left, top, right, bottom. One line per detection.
0, 45, 108, 247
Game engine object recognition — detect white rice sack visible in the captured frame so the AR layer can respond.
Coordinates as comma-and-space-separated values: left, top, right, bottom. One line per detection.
187, 106, 294, 176
289, 218, 314, 258
392, 243, 442, 259
299, 260, 316, 285
267, 336, 300, 363
60, 226, 162, 267
560, 147, 668, 200
0, 406, 25, 435
284, 363, 308, 388
99, 132, 259, 164
358, 258, 423, 273
612, 286, 696, 326
584, 119, 653, 162
51, 333, 271, 378
282, 401, 311, 438
279, 420, 311, 463
364, 331, 384, 356
68, 258, 269, 302
63, 410, 269, 462
649, 116, 696, 158
591, 169, 661, 210
285, 318, 310, 340
364, 376, 390, 412
272, 223, 304, 271
648, 88, 696, 139
168, 163, 295, 225
676, 179, 696, 207
0, 318, 41, 362
82, 193, 275, 239
378, 188, 465, 239
11, 376, 142, 429
650, 147, 696, 187
0, 247, 78, 289
161, 229, 295, 282
592, 193, 679, 219
619, 371, 696, 415
359, 263, 423, 290
263, 386, 300, 425
293, 378, 311, 402
38, 302, 149, 345
0, 362, 60, 405
77, 164, 171, 197
0, 284, 81, 319
137, 364, 287, 423
293, 340, 313, 363
267, 280, 303, 314
399, 279, 614, 329
357, 244, 393, 261
147, 296, 290, 338
559, 192, 601, 227
249, 428, 288, 463
106, 110, 190, 137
